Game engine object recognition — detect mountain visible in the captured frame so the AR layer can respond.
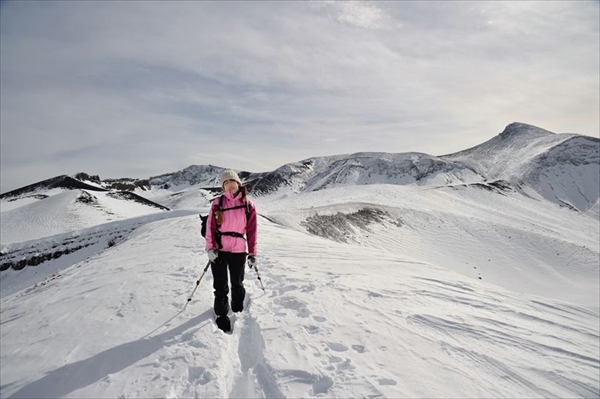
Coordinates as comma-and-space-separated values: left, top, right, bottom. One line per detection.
241, 123, 599, 212
443, 122, 599, 211
243, 152, 484, 196
1, 182, 170, 244
2, 123, 596, 208
0, 175, 108, 198
148, 165, 235, 189
1, 122, 597, 245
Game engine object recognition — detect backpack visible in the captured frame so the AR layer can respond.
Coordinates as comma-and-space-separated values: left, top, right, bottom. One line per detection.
200, 214, 209, 238
200, 195, 250, 239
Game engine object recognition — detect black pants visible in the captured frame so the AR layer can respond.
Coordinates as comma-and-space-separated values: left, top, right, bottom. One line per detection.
211, 251, 246, 316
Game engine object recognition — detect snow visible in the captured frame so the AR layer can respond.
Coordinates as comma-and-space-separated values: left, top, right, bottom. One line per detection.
0, 188, 65, 213
0, 123, 598, 397
148, 165, 223, 188
255, 185, 599, 305
270, 152, 484, 194
149, 188, 213, 210
442, 123, 599, 212
76, 179, 105, 190
1, 181, 598, 398
442, 123, 575, 180
523, 136, 600, 212
1, 190, 169, 245
0, 210, 198, 299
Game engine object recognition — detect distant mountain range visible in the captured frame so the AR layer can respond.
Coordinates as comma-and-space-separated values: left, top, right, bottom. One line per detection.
1, 122, 598, 214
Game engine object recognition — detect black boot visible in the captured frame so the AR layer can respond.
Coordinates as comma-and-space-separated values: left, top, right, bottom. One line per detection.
231, 302, 243, 313
215, 315, 231, 333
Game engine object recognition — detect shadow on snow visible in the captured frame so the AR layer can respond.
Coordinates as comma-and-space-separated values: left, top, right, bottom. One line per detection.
9, 310, 213, 399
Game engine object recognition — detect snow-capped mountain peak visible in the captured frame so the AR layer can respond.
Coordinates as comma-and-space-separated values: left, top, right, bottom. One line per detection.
440, 123, 598, 211
497, 122, 555, 139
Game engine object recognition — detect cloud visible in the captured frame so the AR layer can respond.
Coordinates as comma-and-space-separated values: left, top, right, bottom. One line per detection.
1, 1, 598, 192
335, 1, 387, 29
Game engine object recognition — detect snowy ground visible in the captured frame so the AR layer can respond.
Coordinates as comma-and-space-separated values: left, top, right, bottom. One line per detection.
256, 184, 599, 305
1, 190, 169, 244
0, 210, 197, 299
1, 185, 598, 398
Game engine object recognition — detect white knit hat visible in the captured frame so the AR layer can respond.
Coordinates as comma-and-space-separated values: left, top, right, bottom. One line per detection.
220, 168, 242, 188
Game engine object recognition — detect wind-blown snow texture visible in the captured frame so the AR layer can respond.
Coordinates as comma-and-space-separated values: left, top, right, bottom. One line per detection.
1, 122, 599, 398
1, 190, 169, 244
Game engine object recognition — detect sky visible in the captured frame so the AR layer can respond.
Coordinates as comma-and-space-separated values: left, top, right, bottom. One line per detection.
1, 1, 599, 193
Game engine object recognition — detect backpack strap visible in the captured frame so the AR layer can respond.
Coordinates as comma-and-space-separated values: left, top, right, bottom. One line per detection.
215, 195, 224, 249
221, 204, 249, 212
213, 195, 251, 250
219, 194, 251, 222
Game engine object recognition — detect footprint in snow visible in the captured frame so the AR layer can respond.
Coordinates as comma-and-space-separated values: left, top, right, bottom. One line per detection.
301, 284, 316, 293
305, 322, 333, 336
326, 342, 349, 352
305, 325, 320, 334
275, 283, 315, 295
276, 297, 311, 318
188, 339, 208, 349
337, 359, 355, 371
325, 356, 356, 372
352, 344, 366, 353
278, 285, 300, 295
188, 367, 214, 385
276, 370, 334, 395
187, 366, 204, 381
312, 376, 334, 395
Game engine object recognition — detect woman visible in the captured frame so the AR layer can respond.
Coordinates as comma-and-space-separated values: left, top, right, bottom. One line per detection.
205, 168, 257, 332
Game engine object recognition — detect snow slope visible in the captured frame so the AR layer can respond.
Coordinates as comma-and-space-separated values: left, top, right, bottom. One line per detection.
442, 122, 573, 179
1, 183, 598, 398
148, 165, 228, 190
0, 210, 197, 299
245, 152, 485, 196
444, 122, 599, 211
148, 188, 213, 210
255, 184, 599, 306
521, 136, 600, 211
1, 190, 169, 245
0, 188, 65, 213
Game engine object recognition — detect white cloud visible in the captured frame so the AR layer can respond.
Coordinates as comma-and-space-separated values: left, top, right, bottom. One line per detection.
336, 1, 387, 29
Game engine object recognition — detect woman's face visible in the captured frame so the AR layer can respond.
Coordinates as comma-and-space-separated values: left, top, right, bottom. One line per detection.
223, 179, 239, 193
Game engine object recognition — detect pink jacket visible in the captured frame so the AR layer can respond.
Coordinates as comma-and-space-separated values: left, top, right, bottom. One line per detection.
205, 191, 257, 256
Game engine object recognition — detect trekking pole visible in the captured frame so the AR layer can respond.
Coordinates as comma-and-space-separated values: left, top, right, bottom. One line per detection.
252, 264, 266, 292
183, 261, 211, 310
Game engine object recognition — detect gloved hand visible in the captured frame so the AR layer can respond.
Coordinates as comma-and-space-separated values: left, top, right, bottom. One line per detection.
247, 256, 257, 269
208, 249, 219, 262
